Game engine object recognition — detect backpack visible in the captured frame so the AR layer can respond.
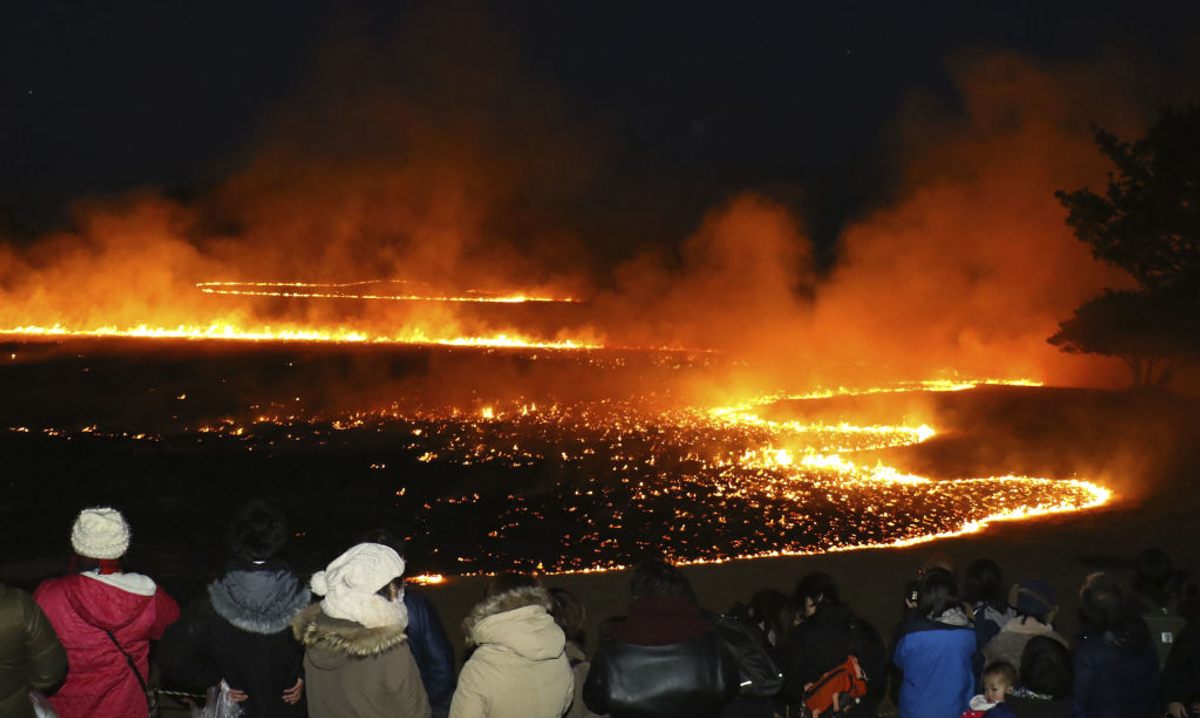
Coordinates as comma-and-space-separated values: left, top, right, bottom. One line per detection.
711, 613, 785, 698
1142, 605, 1187, 668
801, 654, 869, 717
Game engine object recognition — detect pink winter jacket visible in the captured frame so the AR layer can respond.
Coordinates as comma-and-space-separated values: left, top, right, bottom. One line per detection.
35, 572, 179, 718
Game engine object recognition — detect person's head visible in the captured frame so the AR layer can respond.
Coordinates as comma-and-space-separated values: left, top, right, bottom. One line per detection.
1133, 547, 1172, 606
964, 558, 1006, 611
981, 662, 1017, 703
920, 553, 956, 577
794, 572, 842, 618
358, 528, 406, 560
549, 587, 586, 647
1008, 579, 1058, 624
630, 558, 695, 601
310, 543, 407, 628
1019, 636, 1073, 699
70, 506, 130, 573
917, 567, 960, 620
1079, 572, 1127, 633
750, 588, 791, 643
230, 500, 288, 562
485, 572, 540, 599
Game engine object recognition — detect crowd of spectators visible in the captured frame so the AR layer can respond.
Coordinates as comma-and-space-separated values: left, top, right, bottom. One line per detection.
2, 504, 1199, 718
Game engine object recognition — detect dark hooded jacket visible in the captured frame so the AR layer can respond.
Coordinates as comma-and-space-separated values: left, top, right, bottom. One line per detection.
1071, 616, 1159, 718
34, 571, 179, 718
0, 584, 67, 718
781, 603, 886, 718
583, 594, 738, 718
160, 560, 311, 717
405, 588, 456, 715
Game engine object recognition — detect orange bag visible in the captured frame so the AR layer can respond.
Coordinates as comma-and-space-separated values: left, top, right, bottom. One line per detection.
802, 655, 868, 717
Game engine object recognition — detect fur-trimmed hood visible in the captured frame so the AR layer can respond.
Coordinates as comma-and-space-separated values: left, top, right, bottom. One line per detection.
461, 586, 565, 661
292, 603, 408, 668
209, 567, 311, 635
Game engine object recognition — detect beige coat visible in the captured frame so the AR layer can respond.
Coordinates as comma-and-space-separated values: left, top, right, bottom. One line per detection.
982, 615, 1069, 671
293, 603, 430, 718
449, 587, 574, 718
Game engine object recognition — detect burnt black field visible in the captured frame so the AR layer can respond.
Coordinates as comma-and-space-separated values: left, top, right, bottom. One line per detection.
2, 338, 1195, 603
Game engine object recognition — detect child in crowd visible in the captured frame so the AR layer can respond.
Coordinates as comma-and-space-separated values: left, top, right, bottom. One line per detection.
961, 662, 1017, 718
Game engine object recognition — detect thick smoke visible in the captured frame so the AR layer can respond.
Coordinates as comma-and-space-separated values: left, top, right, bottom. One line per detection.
0, 21, 1192, 395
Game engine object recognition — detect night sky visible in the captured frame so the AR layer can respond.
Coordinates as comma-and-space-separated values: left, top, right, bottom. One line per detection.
4, 1, 1200, 252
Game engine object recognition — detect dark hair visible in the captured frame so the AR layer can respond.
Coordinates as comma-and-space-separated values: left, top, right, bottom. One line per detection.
630, 558, 694, 600
750, 588, 791, 645
1019, 636, 1073, 699
357, 528, 406, 559
549, 587, 587, 647
485, 572, 540, 599
1133, 548, 1171, 608
794, 572, 842, 611
1079, 573, 1149, 649
230, 500, 288, 562
964, 558, 1007, 612
982, 661, 1018, 686
917, 567, 960, 620
375, 576, 405, 600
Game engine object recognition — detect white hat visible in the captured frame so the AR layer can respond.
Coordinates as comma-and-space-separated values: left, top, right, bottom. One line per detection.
311, 543, 407, 629
71, 507, 131, 560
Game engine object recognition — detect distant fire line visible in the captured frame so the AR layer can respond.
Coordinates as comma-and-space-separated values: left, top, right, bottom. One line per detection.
195, 281, 580, 304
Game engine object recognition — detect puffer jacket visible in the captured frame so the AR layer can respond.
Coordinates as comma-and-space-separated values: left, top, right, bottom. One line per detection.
983, 616, 1069, 675
583, 594, 739, 718
449, 586, 573, 718
34, 571, 180, 718
1071, 619, 1159, 718
0, 584, 67, 718
160, 561, 310, 717
293, 602, 430, 718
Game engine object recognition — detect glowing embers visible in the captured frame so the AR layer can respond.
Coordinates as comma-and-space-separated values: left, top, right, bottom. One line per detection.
0, 324, 602, 350
195, 279, 581, 304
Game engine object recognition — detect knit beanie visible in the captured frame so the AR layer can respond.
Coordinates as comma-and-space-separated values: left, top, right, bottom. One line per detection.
1010, 579, 1058, 623
71, 507, 131, 560
311, 543, 407, 629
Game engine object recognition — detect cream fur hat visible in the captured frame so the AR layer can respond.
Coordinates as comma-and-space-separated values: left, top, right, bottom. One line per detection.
71, 507, 131, 560
311, 543, 407, 629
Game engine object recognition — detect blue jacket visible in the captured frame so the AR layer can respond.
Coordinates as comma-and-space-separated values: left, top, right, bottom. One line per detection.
1071, 626, 1159, 718
404, 588, 456, 713
892, 612, 975, 718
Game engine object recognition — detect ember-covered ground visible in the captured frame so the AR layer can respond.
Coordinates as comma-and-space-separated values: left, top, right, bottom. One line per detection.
2, 339, 1175, 598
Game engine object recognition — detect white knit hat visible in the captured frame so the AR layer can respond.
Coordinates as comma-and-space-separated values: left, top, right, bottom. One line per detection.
311, 543, 407, 629
71, 507, 131, 560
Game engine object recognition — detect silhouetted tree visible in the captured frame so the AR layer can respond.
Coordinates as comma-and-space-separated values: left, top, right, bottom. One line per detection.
1049, 289, 1198, 387
1052, 104, 1200, 386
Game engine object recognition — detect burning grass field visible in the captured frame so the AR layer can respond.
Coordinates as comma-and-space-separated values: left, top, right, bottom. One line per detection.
0, 337, 1116, 580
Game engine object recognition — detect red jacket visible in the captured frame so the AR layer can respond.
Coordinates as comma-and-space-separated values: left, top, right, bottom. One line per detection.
35, 573, 179, 718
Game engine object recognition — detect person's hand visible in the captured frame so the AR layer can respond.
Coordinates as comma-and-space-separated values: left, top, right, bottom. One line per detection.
282, 678, 304, 704
1167, 702, 1188, 718
227, 687, 249, 703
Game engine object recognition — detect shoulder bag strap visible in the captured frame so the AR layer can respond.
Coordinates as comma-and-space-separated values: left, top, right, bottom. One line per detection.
104, 630, 152, 706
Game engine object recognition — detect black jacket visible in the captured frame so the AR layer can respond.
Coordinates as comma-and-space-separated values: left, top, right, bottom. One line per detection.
583, 595, 739, 718
159, 561, 310, 718
403, 587, 455, 713
1071, 619, 1160, 718
781, 603, 886, 718
1163, 622, 1200, 708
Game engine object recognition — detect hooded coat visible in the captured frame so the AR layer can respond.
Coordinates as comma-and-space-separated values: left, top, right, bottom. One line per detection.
0, 584, 67, 718
450, 586, 574, 718
159, 561, 311, 717
1071, 619, 1159, 718
34, 572, 180, 718
293, 602, 430, 718
983, 616, 1069, 676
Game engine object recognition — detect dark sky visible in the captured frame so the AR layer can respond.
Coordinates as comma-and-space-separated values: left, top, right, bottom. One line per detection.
3, 0, 1199, 247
